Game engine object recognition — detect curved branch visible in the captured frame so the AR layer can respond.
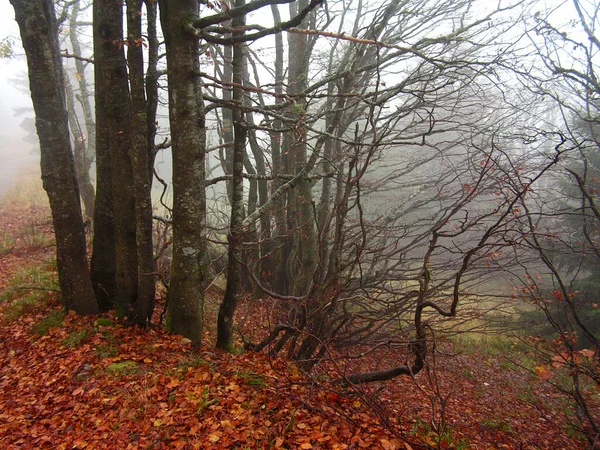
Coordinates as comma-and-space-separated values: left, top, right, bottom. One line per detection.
199, 0, 323, 44
194, 0, 301, 29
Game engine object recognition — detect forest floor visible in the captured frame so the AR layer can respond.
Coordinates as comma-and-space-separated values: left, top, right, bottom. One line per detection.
0, 181, 590, 449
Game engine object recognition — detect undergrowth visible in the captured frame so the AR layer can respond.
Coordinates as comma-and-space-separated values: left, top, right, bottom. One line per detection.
33, 310, 65, 335
0, 169, 48, 209
62, 329, 90, 348
0, 258, 59, 321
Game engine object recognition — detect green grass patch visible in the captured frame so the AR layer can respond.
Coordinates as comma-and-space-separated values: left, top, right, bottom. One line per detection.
411, 418, 470, 449
62, 329, 90, 348
95, 343, 119, 358
176, 354, 216, 372
0, 259, 58, 321
3, 296, 40, 321
0, 230, 15, 254
18, 222, 52, 249
236, 370, 266, 387
106, 361, 139, 376
480, 418, 512, 432
95, 329, 119, 358
187, 387, 219, 417
33, 310, 65, 335
96, 318, 115, 327
451, 333, 527, 357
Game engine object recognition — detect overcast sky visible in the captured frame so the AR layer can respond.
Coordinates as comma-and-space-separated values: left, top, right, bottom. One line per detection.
0, 0, 582, 199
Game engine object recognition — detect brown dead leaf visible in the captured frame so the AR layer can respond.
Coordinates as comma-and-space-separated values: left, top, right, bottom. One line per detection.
535, 365, 552, 380
578, 349, 595, 358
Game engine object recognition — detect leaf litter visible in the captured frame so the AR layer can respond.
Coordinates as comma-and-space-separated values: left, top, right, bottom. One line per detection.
0, 205, 588, 449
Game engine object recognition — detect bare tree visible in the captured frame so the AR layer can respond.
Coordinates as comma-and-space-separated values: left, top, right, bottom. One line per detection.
508, 2, 600, 444
65, 0, 95, 221
228, 0, 562, 381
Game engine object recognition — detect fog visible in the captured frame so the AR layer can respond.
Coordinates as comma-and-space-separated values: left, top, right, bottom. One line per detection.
0, 11, 37, 197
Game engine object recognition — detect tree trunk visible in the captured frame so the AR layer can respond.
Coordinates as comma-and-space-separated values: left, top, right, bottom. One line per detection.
286, 0, 315, 296
268, 4, 287, 294
245, 113, 270, 281
68, 0, 95, 221
91, 0, 117, 310
95, 0, 139, 316
145, 0, 160, 168
221, 40, 235, 204
127, 0, 156, 325
159, 0, 206, 344
65, 78, 95, 221
10, 0, 99, 315
217, 0, 247, 350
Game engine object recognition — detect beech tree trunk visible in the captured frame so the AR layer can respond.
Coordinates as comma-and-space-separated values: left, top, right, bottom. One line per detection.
217, 0, 247, 350
268, 4, 287, 294
127, 0, 156, 325
286, 0, 316, 296
90, 0, 117, 310
65, 78, 95, 222
159, 0, 206, 344
10, 0, 99, 315
67, 0, 95, 221
95, 0, 139, 316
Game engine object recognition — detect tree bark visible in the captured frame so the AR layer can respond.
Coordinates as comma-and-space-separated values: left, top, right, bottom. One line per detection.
285, 0, 316, 296
10, 0, 98, 315
127, 0, 156, 325
217, 0, 247, 350
159, 0, 206, 344
67, 0, 95, 221
221, 39, 235, 204
145, 0, 160, 167
91, 0, 117, 310
65, 78, 95, 221
268, 4, 287, 294
95, 0, 139, 316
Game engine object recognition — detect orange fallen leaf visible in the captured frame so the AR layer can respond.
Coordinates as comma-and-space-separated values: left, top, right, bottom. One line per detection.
535, 365, 552, 381
578, 349, 595, 358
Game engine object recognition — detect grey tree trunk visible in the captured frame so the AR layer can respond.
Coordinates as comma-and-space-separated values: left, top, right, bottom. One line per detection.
95, 0, 139, 316
65, 78, 95, 221
268, 4, 287, 294
286, 0, 316, 296
217, 0, 247, 350
144, 0, 160, 168
221, 42, 235, 204
10, 0, 99, 315
159, 0, 206, 344
91, 0, 117, 310
67, 0, 95, 221
127, 0, 156, 325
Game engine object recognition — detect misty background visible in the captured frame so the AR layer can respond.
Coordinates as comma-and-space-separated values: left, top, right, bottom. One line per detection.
0, 8, 38, 196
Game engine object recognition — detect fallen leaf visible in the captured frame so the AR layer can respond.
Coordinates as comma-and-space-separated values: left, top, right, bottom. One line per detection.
380, 438, 396, 450
578, 349, 595, 358
535, 365, 552, 381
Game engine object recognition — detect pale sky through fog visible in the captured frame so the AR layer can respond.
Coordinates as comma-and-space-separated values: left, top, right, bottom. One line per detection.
0, 3, 38, 196
0, 0, 583, 199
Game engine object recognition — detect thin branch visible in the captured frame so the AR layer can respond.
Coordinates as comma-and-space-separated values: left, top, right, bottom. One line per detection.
61, 50, 94, 64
